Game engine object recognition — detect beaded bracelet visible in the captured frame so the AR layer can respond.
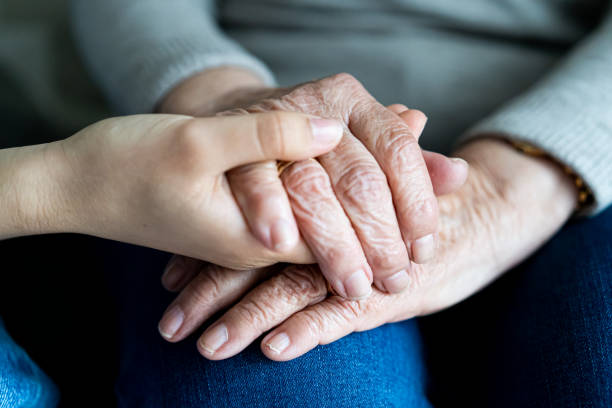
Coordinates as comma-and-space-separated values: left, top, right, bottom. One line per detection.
507, 140, 594, 212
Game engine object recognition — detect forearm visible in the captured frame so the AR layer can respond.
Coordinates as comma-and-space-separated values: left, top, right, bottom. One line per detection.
0, 143, 73, 239
454, 138, 577, 273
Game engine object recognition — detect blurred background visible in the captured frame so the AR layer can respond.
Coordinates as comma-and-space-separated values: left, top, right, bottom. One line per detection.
0, 1, 117, 406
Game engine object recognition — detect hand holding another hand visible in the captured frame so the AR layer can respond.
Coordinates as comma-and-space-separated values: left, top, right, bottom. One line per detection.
159, 138, 577, 360
162, 70, 469, 298
31, 112, 343, 269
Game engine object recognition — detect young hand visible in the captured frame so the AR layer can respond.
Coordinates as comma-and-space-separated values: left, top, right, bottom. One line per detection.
0, 112, 342, 270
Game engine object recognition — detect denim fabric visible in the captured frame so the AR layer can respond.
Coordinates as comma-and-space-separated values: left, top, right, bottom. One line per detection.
107, 206, 612, 407
0, 319, 59, 408
421, 205, 612, 407
104, 244, 430, 408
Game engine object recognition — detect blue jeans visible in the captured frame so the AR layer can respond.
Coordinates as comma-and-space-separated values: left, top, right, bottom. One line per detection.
107, 206, 612, 407
0, 319, 59, 408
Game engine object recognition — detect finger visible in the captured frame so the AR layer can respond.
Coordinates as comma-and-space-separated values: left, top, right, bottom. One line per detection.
161, 255, 202, 292
391, 108, 469, 196
350, 98, 438, 264
396, 109, 428, 140
158, 265, 268, 342
227, 161, 300, 252
260, 289, 390, 362
281, 159, 374, 300
387, 105, 427, 141
191, 112, 343, 171
313, 135, 413, 294
422, 151, 469, 196
387, 104, 409, 115
197, 265, 327, 360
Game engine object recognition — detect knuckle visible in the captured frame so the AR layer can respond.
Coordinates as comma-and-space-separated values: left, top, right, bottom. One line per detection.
275, 265, 327, 304
175, 119, 205, 153
301, 299, 363, 339
334, 162, 389, 207
368, 246, 406, 271
331, 298, 364, 322
283, 161, 331, 200
318, 246, 350, 267
234, 298, 274, 327
294, 299, 366, 343
325, 73, 368, 111
256, 112, 288, 158
241, 189, 284, 218
297, 309, 329, 339
173, 256, 200, 276
170, 119, 208, 171
329, 72, 361, 89
185, 267, 224, 306
399, 196, 438, 232
377, 128, 420, 165
229, 162, 280, 192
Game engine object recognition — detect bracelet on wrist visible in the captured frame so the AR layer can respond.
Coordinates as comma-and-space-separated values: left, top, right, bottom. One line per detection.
506, 139, 594, 212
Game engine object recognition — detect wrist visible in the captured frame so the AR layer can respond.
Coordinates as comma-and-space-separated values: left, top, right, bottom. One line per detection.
452, 138, 576, 269
158, 66, 271, 116
411, 138, 577, 314
456, 138, 577, 219
0, 142, 76, 239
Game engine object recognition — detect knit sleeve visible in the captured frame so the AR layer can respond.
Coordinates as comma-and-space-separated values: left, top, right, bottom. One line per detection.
462, 7, 612, 215
70, 0, 275, 114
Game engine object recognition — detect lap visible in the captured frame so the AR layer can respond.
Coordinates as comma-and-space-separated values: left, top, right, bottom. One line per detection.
104, 243, 430, 408
105, 206, 611, 407
0, 318, 59, 408
421, 206, 612, 407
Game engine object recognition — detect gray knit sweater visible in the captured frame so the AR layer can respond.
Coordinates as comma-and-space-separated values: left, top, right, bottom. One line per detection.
71, 0, 612, 214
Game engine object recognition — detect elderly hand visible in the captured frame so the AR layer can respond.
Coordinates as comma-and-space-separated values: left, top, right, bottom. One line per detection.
161, 68, 469, 298
158, 135, 577, 359
3, 112, 346, 268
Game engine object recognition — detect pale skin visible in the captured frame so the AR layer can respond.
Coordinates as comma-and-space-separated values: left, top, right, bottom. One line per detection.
0, 112, 352, 267
160, 68, 470, 299
0, 66, 577, 364
0, 104, 461, 275
159, 95, 578, 361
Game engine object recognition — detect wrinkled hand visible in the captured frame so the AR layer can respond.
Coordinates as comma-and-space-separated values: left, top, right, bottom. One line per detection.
162, 70, 469, 298
159, 138, 577, 360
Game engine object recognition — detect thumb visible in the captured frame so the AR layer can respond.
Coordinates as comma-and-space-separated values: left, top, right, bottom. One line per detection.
422, 151, 469, 196
388, 105, 468, 195
200, 112, 343, 171
397, 110, 468, 196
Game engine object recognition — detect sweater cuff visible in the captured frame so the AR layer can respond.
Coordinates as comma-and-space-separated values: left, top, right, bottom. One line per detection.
461, 90, 612, 215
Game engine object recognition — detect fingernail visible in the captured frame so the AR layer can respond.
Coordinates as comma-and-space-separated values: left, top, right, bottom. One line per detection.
344, 270, 372, 300
310, 118, 343, 149
161, 260, 186, 291
412, 234, 436, 264
270, 219, 299, 252
380, 269, 411, 293
265, 332, 290, 354
158, 305, 184, 340
450, 157, 468, 167
199, 323, 228, 355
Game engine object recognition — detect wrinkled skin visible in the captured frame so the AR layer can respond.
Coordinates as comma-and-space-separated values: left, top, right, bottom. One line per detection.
162, 72, 469, 298
159, 135, 577, 361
